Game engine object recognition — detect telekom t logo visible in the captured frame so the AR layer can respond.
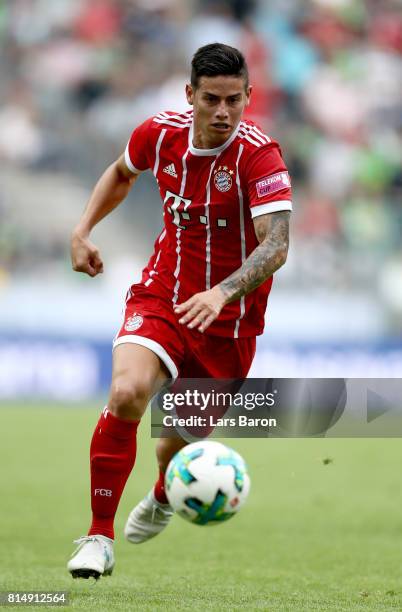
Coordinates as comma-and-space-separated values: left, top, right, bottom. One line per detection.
164, 190, 192, 229
164, 190, 228, 230
94, 489, 112, 497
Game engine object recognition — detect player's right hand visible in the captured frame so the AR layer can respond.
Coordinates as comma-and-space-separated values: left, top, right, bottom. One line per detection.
71, 231, 104, 277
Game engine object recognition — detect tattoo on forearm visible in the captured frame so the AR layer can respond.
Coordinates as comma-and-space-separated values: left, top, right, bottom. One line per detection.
220, 211, 290, 303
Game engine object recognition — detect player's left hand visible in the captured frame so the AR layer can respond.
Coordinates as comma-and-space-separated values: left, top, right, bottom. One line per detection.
174, 285, 227, 333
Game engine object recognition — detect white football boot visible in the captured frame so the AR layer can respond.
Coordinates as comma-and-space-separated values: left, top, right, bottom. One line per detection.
124, 491, 174, 544
67, 535, 115, 580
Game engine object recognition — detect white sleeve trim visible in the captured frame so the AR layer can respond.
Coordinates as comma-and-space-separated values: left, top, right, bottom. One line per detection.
113, 335, 178, 380
251, 200, 292, 218
124, 143, 143, 174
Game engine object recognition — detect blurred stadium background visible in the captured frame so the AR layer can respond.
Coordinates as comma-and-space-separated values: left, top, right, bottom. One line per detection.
1, 0, 401, 401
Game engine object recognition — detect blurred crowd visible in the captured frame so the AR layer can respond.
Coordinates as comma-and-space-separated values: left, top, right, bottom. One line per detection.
1, 0, 401, 330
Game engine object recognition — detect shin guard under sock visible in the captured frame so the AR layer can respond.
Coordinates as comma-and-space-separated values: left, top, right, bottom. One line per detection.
88, 408, 139, 539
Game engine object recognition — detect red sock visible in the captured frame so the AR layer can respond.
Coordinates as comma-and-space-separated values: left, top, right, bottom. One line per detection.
88, 407, 139, 539
153, 469, 169, 504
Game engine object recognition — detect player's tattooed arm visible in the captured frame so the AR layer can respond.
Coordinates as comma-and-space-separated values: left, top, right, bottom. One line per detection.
174, 211, 289, 333
219, 210, 290, 303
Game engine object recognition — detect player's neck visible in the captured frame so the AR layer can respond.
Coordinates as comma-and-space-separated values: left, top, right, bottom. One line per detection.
192, 125, 231, 150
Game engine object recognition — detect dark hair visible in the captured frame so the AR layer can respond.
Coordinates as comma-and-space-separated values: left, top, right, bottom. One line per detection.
191, 43, 249, 89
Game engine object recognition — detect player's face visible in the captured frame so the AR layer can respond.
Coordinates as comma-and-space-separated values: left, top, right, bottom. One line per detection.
186, 75, 251, 148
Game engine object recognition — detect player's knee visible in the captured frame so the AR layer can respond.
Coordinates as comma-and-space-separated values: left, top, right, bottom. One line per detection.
109, 378, 153, 419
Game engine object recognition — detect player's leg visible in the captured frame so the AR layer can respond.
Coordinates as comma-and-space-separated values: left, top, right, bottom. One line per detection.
124, 435, 187, 544
89, 343, 169, 535
68, 343, 168, 579
154, 436, 189, 501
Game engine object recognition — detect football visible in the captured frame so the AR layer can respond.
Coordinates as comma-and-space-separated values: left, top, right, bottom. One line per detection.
165, 441, 250, 525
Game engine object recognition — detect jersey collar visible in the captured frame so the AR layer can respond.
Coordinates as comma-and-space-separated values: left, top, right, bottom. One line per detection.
188, 121, 240, 156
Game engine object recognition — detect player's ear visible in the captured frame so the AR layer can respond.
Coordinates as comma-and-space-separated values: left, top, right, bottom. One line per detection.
245, 85, 252, 106
185, 84, 194, 105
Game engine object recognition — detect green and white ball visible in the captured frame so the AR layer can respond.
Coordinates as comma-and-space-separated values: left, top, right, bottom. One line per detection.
165, 441, 250, 525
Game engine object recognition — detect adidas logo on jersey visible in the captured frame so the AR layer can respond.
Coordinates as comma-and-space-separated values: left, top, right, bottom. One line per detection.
163, 163, 178, 178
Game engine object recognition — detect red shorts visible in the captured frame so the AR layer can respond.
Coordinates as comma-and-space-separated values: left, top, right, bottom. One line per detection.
113, 284, 256, 379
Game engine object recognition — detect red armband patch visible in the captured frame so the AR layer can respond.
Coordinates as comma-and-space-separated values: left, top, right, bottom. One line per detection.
256, 171, 291, 198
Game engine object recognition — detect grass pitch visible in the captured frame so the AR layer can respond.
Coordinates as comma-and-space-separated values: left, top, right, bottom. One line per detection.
0, 405, 401, 611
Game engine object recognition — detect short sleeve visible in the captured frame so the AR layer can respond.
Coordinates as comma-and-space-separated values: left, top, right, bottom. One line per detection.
245, 142, 292, 218
124, 117, 154, 174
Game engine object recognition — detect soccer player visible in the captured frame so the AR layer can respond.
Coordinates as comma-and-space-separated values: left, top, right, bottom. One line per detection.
68, 43, 291, 579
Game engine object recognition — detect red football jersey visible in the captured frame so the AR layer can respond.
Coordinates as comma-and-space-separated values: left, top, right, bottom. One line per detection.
125, 109, 292, 338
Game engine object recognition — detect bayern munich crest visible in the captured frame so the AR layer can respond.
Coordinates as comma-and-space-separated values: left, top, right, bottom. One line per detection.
124, 313, 143, 332
214, 166, 234, 192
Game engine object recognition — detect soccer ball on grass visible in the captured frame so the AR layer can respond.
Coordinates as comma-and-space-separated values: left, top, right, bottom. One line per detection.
165, 441, 250, 525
